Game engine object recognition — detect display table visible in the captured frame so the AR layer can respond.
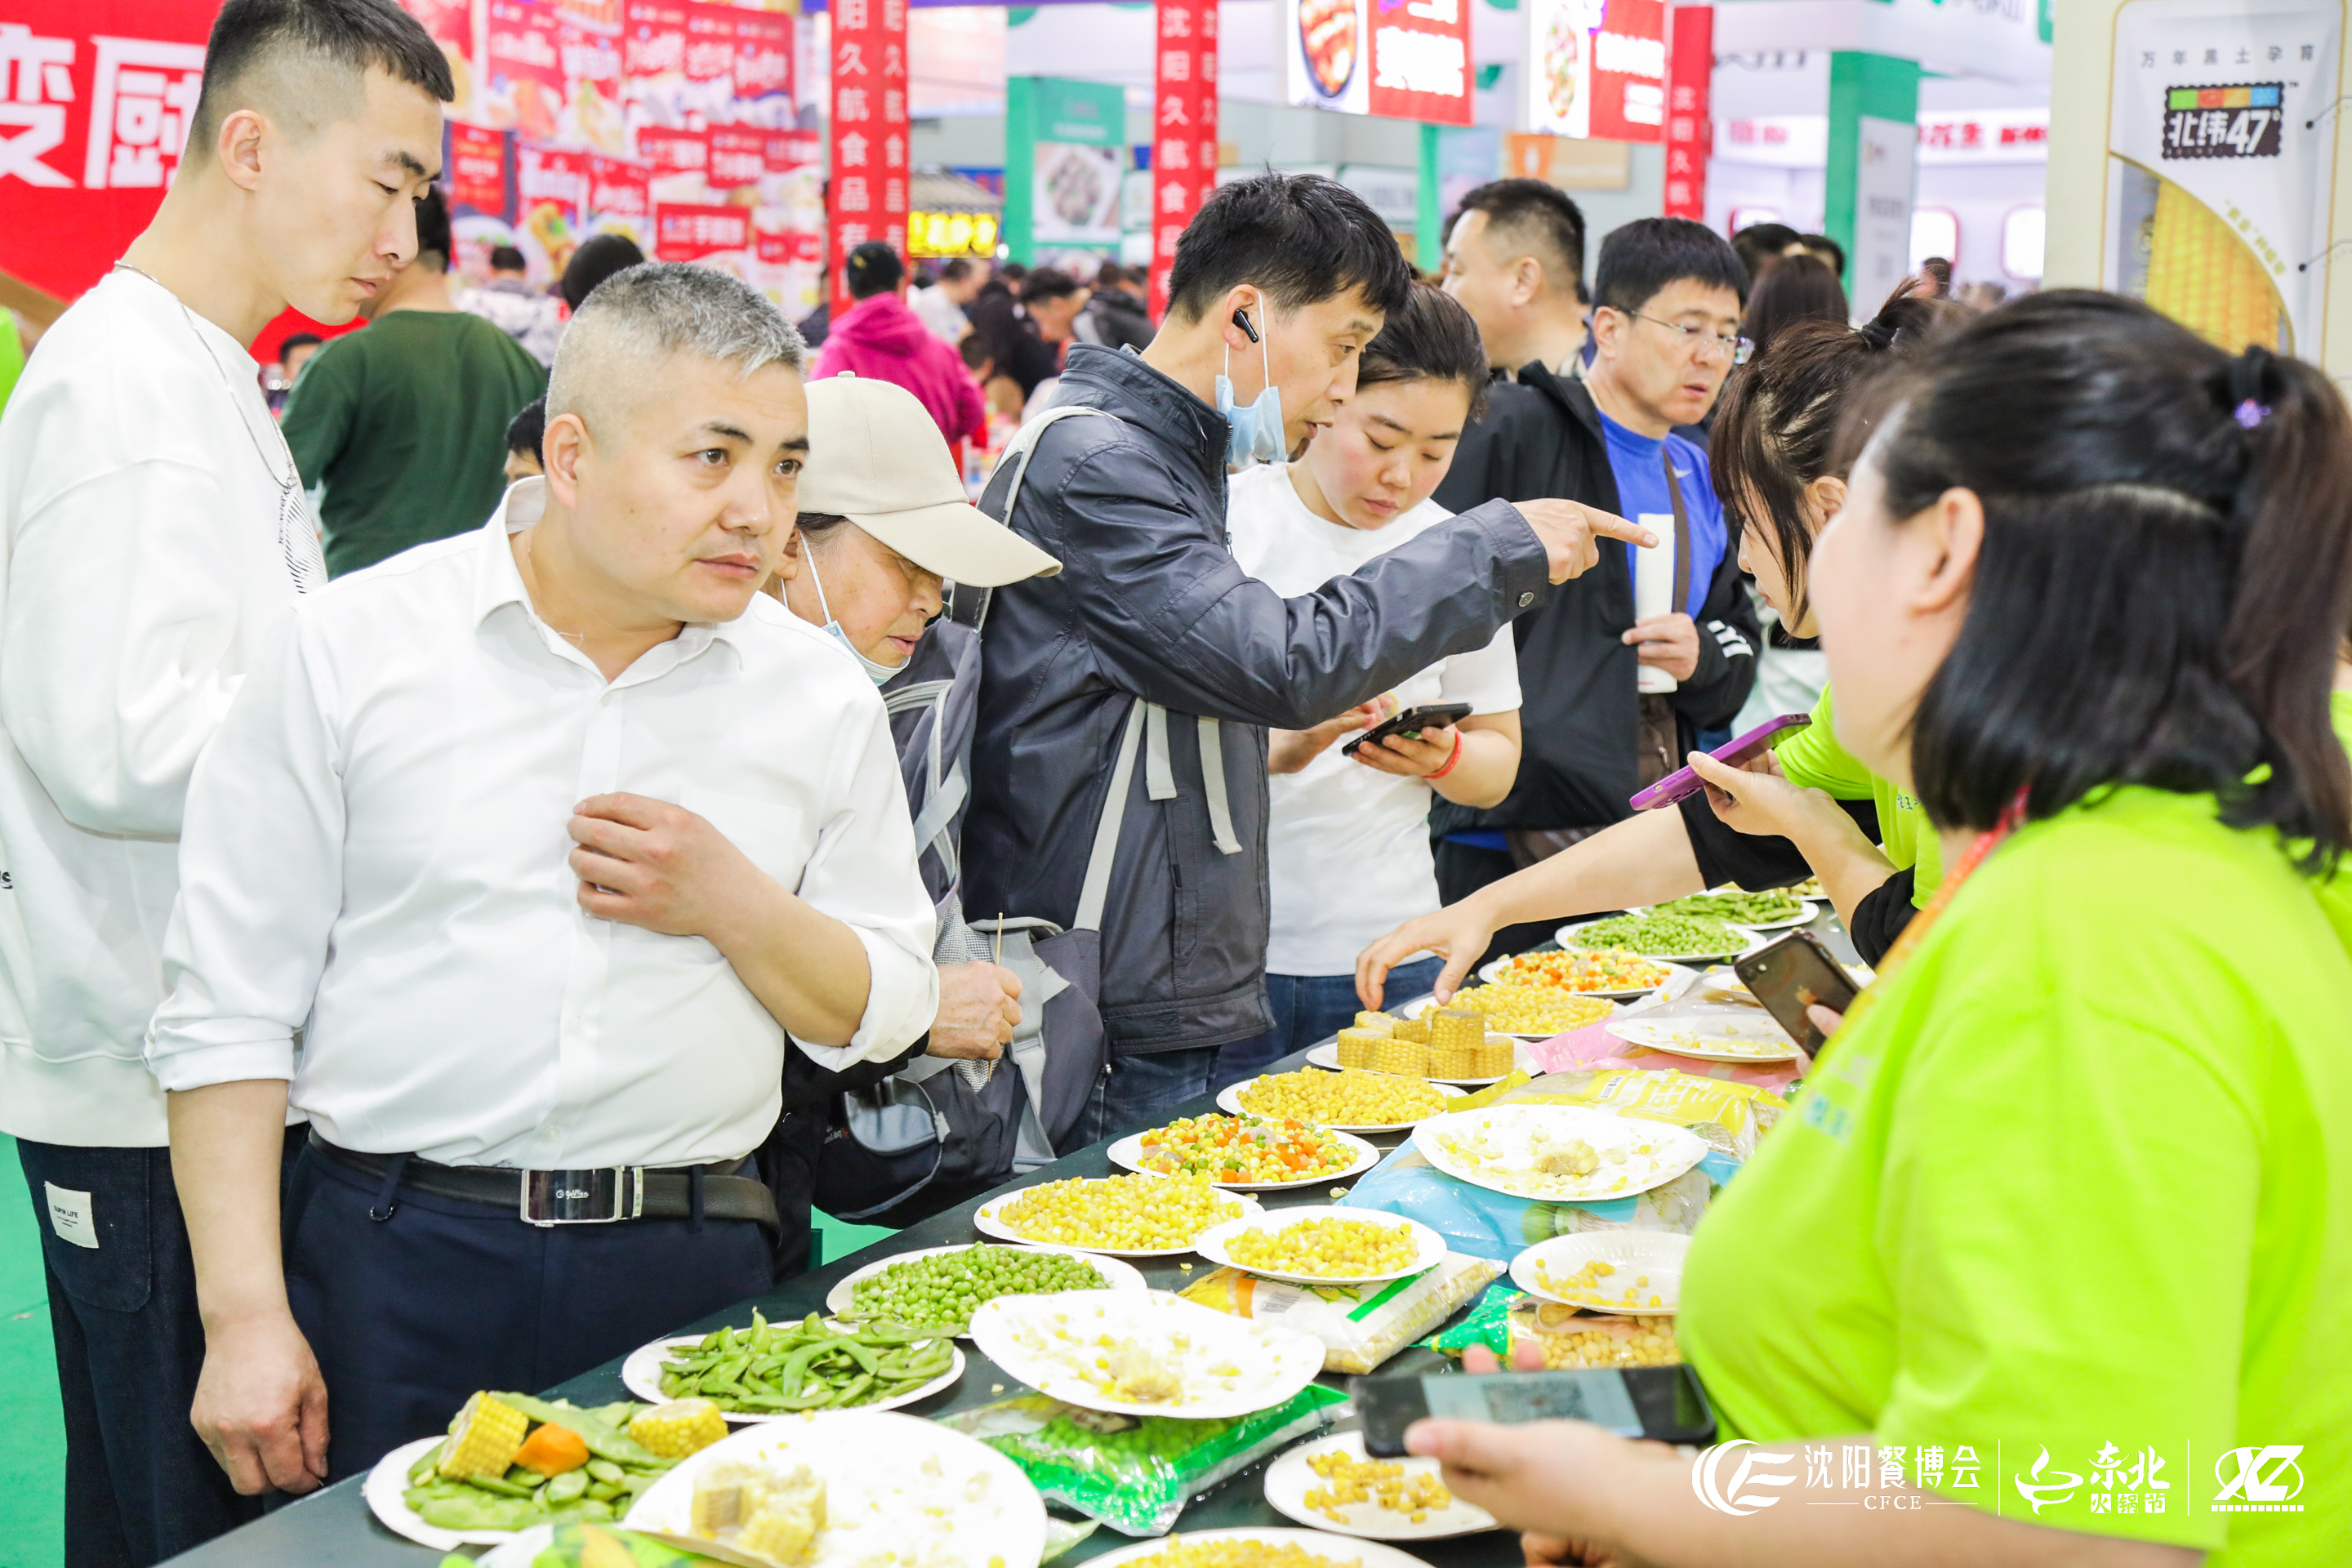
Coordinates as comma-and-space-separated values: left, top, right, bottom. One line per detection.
159, 1048, 1518, 1566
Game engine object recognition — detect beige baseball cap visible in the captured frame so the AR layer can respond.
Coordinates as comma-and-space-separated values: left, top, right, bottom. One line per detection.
800, 375, 1062, 586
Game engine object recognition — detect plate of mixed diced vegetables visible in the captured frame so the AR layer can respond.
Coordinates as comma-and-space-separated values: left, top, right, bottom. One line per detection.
365, 1390, 727, 1548
1109, 1113, 1381, 1191
1478, 947, 1688, 1002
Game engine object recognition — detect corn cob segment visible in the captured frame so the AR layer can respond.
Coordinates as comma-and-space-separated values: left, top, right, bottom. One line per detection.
435, 1391, 528, 1480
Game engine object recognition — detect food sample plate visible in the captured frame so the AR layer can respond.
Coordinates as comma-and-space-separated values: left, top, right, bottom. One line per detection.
969, 1290, 1325, 1419
1215, 1072, 1468, 1133
1555, 919, 1769, 965
972, 1178, 1263, 1258
1397, 989, 1622, 1045
1640, 886, 1818, 931
1192, 1205, 1447, 1287
626, 1410, 1045, 1568
1607, 1016, 1803, 1062
1263, 1431, 1499, 1540
1305, 1037, 1515, 1085
1413, 1105, 1707, 1204
620, 1334, 964, 1419
364, 1437, 521, 1551
1512, 1231, 1692, 1316
1477, 951, 1695, 1004
1088, 1525, 1439, 1568
1107, 1124, 1383, 1192
822, 1241, 1147, 1332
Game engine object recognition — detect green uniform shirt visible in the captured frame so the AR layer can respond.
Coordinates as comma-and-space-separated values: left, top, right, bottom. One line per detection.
1680, 786, 2352, 1563
282, 308, 546, 577
1769, 684, 1940, 907
2316, 689, 2352, 949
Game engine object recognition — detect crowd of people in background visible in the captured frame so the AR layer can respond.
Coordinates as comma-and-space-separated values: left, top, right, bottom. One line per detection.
5, 4, 2350, 1568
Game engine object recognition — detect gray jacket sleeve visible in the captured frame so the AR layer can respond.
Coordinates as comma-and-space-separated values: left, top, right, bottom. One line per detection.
1046, 444, 1553, 730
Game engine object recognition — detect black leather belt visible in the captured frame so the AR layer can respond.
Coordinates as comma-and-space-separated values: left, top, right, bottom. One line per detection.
308, 1133, 779, 1235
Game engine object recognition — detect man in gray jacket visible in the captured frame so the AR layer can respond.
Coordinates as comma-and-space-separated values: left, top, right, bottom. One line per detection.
964, 174, 1650, 1143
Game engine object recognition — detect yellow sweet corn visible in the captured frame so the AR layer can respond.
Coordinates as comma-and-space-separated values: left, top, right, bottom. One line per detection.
436, 1391, 528, 1480
628, 1396, 728, 1459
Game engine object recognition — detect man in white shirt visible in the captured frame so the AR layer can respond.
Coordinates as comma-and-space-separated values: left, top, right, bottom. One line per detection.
149, 262, 938, 1491
910, 256, 985, 345
0, 2, 449, 1560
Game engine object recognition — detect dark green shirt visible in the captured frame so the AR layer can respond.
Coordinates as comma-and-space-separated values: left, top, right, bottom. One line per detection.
283, 308, 548, 577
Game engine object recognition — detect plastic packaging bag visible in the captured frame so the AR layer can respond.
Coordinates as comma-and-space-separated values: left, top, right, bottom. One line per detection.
1177, 1254, 1501, 1374
1425, 1290, 1682, 1369
938, 1385, 1348, 1537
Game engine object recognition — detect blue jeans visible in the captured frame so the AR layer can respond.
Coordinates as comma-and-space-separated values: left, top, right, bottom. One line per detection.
1218, 958, 1447, 1089
1071, 1047, 1220, 1147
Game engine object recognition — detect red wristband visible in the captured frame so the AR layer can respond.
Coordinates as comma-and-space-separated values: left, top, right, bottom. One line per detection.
1427, 729, 1466, 780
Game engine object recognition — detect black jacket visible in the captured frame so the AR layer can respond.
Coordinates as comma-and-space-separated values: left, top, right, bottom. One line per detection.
1431, 365, 1758, 831
964, 345, 1552, 1054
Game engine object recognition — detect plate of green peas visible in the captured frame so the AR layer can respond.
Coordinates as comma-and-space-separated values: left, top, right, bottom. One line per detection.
621, 1310, 964, 1421
824, 1241, 1149, 1336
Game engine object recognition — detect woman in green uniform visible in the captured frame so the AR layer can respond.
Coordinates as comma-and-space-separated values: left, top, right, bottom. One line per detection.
1355, 289, 1950, 1000
1405, 293, 2352, 1567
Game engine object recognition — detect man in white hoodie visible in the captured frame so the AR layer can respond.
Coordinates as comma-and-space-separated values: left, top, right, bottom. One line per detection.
0, 2, 448, 1561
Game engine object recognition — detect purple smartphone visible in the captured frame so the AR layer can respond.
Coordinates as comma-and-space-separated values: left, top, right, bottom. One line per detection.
1628, 713, 1812, 812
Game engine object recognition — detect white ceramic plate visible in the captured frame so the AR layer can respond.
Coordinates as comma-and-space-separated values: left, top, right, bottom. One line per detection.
626, 1410, 1045, 1568
1511, 1230, 1692, 1316
822, 1241, 1149, 1330
1087, 1526, 1440, 1567
1607, 1015, 1803, 1063
1107, 1124, 1383, 1191
1396, 989, 1624, 1045
364, 1436, 538, 1552
1192, 1204, 1447, 1287
1263, 1430, 1499, 1540
620, 1333, 964, 1419
1305, 1037, 1516, 1085
1215, 1074, 1467, 1133
968, 1290, 1325, 1419
1476, 954, 1695, 1004
1555, 919, 1770, 965
1413, 1104, 1708, 1204
972, 1180, 1263, 1257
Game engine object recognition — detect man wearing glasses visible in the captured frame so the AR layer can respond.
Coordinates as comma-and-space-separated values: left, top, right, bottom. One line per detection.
1432, 215, 1758, 958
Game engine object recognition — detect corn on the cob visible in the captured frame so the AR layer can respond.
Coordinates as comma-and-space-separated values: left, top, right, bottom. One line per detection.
628, 1396, 728, 1459
2143, 177, 2283, 354
436, 1391, 528, 1480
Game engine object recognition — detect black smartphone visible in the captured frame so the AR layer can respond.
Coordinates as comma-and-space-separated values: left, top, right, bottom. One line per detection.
1733, 927, 1860, 1056
1340, 701, 1472, 759
1354, 1365, 1716, 1457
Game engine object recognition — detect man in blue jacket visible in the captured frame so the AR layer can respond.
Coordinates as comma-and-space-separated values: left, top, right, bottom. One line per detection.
963, 173, 1650, 1143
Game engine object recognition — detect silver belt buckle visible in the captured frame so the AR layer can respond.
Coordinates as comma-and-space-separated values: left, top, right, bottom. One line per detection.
520, 1167, 644, 1227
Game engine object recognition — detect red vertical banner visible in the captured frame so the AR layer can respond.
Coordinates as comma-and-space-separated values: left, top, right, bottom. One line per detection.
1149, 0, 1220, 323
732, 10, 795, 125
446, 122, 512, 216
829, 0, 910, 316
1587, 0, 1668, 144
1661, 4, 1711, 222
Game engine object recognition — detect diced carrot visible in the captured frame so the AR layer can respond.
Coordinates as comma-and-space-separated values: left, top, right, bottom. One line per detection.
510, 1422, 590, 1476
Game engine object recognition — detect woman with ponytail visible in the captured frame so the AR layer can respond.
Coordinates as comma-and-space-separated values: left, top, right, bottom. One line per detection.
1401, 292, 2352, 1567
1357, 283, 1954, 996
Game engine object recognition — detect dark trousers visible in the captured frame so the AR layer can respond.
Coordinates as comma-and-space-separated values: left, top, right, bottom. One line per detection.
15, 1138, 265, 1568
1071, 1046, 1219, 1148
283, 1145, 773, 1481
1433, 839, 1576, 967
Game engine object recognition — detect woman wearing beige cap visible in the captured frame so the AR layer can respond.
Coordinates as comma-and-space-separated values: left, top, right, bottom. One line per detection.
757, 374, 1067, 1263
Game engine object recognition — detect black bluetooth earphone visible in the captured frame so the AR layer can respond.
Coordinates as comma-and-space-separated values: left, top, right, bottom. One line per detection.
1232, 306, 1260, 343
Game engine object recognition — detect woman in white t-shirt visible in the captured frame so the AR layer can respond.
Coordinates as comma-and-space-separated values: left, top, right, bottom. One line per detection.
1222, 284, 1525, 1073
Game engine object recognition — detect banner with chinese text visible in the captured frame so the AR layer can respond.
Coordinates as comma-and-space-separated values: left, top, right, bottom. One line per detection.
1662, 3, 1710, 220
830, 0, 911, 316
1151, 0, 1219, 320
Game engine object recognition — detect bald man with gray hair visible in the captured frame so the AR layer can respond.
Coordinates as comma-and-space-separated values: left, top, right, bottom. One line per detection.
149, 261, 938, 1488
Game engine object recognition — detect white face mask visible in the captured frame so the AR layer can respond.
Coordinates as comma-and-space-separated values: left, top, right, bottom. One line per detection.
1216, 288, 1286, 470
801, 543, 901, 686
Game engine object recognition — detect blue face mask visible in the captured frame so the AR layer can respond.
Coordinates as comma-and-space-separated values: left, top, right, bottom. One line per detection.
1215, 291, 1285, 470
802, 544, 901, 686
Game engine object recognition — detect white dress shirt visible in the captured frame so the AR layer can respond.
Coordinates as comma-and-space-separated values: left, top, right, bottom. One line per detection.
0, 269, 323, 1147
147, 481, 939, 1169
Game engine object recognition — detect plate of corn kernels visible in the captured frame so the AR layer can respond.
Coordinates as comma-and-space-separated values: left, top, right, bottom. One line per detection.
1191, 1205, 1448, 1287
973, 1172, 1264, 1257
1400, 985, 1622, 1045
1510, 1230, 1690, 1316
1218, 1068, 1467, 1132
1412, 1104, 1707, 1204
1263, 1431, 1499, 1540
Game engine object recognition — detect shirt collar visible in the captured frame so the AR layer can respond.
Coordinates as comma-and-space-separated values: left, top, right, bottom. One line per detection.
472, 478, 746, 676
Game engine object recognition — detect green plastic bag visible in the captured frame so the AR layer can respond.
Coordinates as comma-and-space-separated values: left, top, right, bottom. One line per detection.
938, 1384, 1348, 1537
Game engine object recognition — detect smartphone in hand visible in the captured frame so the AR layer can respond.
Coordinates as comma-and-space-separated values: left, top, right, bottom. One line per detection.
1354, 1365, 1717, 1457
1628, 712, 1812, 811
1341, 702, 1473, 760
1733, 927, 1860, 1055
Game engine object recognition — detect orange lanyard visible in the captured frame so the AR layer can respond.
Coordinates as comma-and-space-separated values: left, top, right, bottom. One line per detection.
1827, 787, 2031, 1045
